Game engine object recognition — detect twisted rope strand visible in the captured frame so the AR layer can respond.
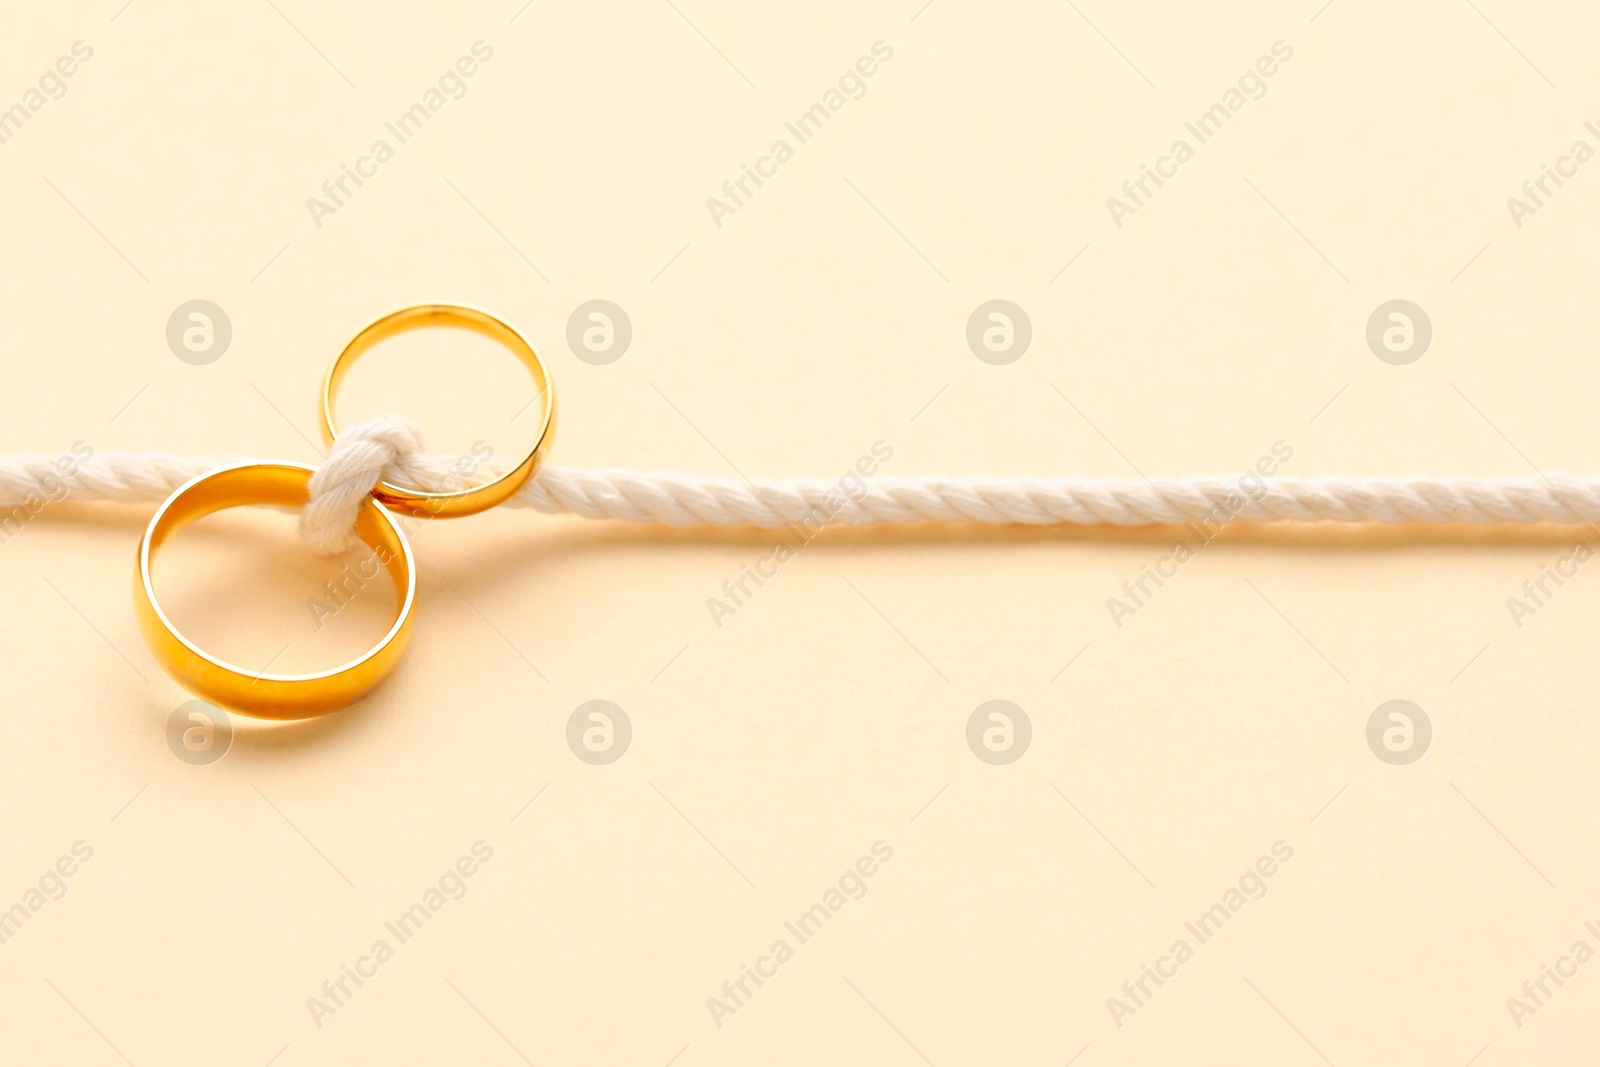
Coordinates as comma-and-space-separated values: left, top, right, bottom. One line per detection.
5, 417, 1599, 552
516, 470, 1600, 527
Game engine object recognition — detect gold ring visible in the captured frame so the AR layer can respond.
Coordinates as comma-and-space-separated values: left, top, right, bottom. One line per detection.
134, 462, 416, 720
320, 304, 557, 519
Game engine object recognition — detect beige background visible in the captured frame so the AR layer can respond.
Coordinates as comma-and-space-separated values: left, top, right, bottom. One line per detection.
2, 0, 1598, 1063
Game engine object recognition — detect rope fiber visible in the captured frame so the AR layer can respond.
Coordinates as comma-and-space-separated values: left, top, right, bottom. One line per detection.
5, 416, 1598, 553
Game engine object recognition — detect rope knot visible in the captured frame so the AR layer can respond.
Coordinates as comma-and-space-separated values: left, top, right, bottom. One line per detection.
300, 414, 433, 554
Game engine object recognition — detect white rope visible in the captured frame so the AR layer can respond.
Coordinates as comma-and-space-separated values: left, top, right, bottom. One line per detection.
5, 417, 1600, 552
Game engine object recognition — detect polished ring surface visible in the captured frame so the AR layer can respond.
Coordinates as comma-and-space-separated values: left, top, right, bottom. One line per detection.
134, 462, 416, 719
320, 304, 557, 518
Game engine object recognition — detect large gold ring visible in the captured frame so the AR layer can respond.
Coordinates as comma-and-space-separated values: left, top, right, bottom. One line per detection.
319, 304, 557, 519
134, 462, 416, 720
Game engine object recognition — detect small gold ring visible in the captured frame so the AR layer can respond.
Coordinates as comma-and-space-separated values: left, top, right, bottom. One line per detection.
134, 462, 416, 720
320, 304, 557, 519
